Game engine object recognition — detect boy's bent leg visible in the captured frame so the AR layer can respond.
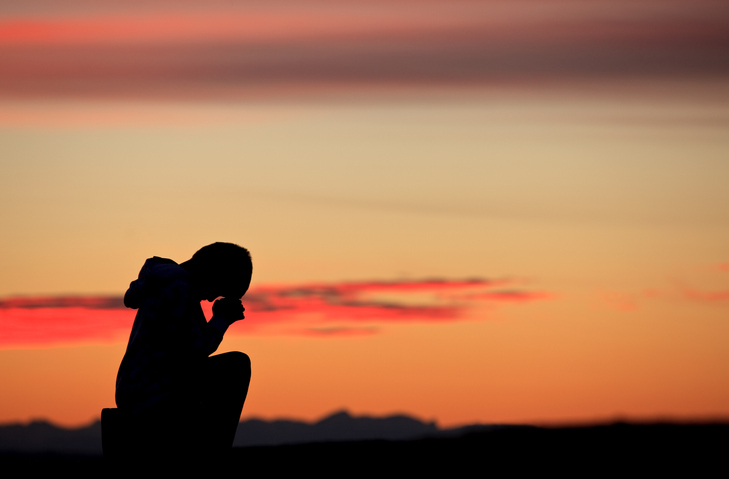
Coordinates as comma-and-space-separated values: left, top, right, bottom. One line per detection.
200, 351, 251, 450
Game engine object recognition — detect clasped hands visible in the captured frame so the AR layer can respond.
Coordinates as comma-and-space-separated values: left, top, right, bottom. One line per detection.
213, 297, 245, 324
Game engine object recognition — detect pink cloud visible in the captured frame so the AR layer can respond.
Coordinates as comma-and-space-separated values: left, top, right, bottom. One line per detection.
682, 289, 729, 303
598, 268, 729, 311
598, 289, 662, 312
677, 264, 729, 303
0, 278, 549, 346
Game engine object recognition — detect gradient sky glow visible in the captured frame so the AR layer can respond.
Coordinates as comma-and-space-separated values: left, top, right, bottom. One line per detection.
1, 0, 729, 428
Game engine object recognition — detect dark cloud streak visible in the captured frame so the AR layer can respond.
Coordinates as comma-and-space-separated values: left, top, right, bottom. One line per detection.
0, 278, 551, 344
0, 295, 125, 310
1, 1, 728, 100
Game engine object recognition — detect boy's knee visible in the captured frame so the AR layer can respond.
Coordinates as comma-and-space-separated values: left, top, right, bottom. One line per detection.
208, 351, 251, 384
228, 351, 251, 376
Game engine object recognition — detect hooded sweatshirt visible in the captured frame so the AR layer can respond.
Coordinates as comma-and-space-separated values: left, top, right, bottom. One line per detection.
115, 257, 231, 414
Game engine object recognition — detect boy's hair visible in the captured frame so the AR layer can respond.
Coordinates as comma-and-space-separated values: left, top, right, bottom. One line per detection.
192, 242, 252, 280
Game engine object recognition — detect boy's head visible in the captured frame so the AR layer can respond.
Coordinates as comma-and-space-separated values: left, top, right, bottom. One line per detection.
189, 242, 252, 301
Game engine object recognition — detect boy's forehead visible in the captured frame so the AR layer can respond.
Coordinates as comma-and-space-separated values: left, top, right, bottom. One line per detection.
232, 270, 253, 286
215, 271, 251, 284
209, 261, 251, 276
223, 284, 249, 300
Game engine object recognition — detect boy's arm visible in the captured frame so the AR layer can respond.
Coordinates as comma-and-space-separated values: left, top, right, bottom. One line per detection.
163, 282, 242, 359
206, 297, 245, 341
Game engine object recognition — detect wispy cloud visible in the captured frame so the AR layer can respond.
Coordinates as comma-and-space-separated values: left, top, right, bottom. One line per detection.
598, 265, 729, 311
0, 278, 550, 347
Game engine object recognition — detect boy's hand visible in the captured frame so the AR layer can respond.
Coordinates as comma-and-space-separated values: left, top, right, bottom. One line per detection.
213, 297, 245, 323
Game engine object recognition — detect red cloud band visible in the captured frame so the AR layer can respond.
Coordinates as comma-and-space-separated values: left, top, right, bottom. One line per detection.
0, 278, 549, 347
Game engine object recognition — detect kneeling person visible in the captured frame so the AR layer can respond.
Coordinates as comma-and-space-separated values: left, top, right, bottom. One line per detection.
115, 242, 253, 455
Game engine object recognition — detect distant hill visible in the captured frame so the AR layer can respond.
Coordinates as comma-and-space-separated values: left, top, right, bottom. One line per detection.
0, 411, 500, 454
0, 420, 103, 454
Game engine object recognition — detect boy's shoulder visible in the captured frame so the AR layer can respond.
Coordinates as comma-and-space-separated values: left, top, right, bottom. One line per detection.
126, 257, 193, 309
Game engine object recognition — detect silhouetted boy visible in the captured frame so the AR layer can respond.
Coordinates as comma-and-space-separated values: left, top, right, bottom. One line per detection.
115, 242, 252, 457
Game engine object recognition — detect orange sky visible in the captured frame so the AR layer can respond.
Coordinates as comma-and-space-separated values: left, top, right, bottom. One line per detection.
1, 0, 729, 428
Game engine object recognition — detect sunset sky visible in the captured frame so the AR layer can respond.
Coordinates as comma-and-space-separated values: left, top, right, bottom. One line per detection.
1, 0, 729, 429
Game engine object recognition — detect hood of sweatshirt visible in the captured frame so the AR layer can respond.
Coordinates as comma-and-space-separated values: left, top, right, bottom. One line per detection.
123, 257, 189, 309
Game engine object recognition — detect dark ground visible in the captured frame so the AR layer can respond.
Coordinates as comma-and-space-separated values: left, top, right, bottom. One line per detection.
2, 423, 727, 477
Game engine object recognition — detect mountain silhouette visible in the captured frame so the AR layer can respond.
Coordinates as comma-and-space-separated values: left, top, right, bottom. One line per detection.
0, 420, 102, 454
232, 410, 442, 447
0, 410, 499, 454
1, 417, 726, 476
